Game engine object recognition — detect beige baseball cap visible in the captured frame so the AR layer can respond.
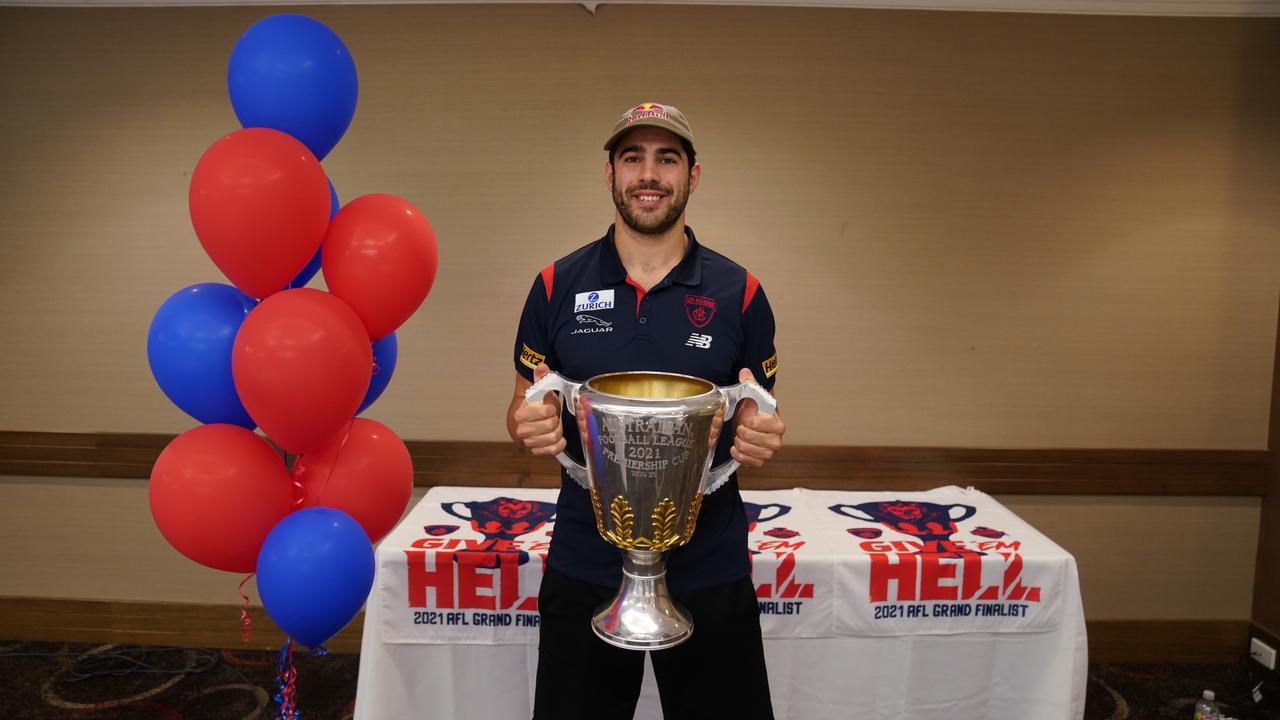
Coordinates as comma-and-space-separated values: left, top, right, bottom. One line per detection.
603, 102, 695, 153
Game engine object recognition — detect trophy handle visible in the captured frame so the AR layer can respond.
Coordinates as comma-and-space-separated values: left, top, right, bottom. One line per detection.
705, 379, 778, 494
440, 501, 473, 521
524, 369, 589, 489
829, 504, 876, 522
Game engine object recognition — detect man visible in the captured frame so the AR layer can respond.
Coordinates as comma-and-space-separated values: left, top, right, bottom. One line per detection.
507, 101, 786, 720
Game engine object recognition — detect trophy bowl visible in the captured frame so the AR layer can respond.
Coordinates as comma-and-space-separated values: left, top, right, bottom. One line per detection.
525, 369, 775, 650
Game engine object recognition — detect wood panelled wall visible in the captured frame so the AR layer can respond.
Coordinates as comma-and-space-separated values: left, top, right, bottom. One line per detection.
0, 431, 1268, 496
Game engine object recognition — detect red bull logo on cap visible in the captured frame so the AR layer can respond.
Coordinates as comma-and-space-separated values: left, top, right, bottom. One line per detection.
627, 102, 671, 124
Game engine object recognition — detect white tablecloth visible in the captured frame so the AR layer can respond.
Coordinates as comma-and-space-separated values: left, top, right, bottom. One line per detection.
355, 485, 1087, 720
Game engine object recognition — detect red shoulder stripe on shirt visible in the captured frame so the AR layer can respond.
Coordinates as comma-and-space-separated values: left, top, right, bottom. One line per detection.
742, 272, 761, 313
540, 264, 555, 302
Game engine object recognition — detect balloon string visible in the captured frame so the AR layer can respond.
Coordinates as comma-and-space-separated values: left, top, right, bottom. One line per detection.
289, 459, 307, 508
273, 639, 300, 720
313, 420, 353, 508
238, 574, 254, 644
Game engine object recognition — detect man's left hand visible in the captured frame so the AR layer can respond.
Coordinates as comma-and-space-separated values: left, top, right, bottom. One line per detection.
730, 367, 785, 469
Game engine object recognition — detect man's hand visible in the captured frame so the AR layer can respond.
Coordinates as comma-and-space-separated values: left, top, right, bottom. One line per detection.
730, 367, 785, 469
510, 363, 566, 456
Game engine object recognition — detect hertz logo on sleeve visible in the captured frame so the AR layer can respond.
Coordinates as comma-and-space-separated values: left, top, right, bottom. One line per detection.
762, 354, 779, 379
520, 343, 546, 370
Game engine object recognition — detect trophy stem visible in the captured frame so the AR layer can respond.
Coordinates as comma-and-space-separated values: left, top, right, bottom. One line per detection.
591, 550, 693, 650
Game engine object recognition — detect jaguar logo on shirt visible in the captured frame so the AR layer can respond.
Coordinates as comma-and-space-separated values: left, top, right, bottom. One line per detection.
574, 289, 615, 313
572, 314, 613, 335
684, 295, 716, 329
576, 314, 611, 327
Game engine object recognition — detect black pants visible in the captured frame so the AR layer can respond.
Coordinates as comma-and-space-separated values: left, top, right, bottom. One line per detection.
532, 567, 774, 720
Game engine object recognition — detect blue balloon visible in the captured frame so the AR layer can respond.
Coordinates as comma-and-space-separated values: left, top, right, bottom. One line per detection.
287, 249, 323, 291
287, 178, 339, 289
227, 14, 358, 160
357, 332, 398, 415
147, 283, 257, 428
257, 507, 374, 649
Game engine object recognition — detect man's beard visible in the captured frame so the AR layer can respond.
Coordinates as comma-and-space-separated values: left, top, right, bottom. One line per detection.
612, 180, 689, 236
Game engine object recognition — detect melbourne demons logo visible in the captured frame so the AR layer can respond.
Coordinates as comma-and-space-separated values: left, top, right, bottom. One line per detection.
443, 497, 556, 541
684, 294, 716, 328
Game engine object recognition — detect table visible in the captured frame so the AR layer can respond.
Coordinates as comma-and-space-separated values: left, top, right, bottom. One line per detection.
355, 485, 1087, 719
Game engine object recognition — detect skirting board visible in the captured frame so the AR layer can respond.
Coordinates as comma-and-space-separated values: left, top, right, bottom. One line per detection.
0, 597, 1251, 665
0, 596, 365, 654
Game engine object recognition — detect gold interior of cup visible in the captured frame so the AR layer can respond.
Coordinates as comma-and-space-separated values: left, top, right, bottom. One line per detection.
588, 372, 713, 400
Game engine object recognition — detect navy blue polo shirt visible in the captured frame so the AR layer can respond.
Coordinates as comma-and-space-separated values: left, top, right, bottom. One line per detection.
513, 225, 779, 594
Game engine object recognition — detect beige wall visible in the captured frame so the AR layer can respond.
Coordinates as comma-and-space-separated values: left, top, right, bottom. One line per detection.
0, 5, 1276, 620
1, 5, 1276, 448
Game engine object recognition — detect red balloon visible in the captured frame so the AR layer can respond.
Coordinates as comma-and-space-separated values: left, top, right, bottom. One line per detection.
232, 289, 373, 453
149, 424, 295, 573
294, 418, 414, 543
322, 193, 438, 339
189, 128, 330, 299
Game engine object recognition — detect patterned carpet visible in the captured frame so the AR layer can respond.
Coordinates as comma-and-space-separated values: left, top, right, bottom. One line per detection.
0, 640, 1277, 719
0, 641, 356, 720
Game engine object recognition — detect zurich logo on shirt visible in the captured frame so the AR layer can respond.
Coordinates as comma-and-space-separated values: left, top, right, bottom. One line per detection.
574, 289, 615, 313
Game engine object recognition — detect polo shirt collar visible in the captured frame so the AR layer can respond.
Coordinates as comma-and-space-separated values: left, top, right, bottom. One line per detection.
599, 224, 704, 288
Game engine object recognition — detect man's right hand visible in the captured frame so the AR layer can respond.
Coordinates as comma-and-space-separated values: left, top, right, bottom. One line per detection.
510, 363, 566, 456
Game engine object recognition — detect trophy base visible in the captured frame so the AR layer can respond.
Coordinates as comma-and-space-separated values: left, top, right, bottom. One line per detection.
591, 551, 693, 650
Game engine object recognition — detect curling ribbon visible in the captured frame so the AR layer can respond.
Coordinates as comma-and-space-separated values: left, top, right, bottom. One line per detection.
238, 573, 254, 643
273, 640, 299, 720
271, 639, 329, 720
288, 458, 307, 508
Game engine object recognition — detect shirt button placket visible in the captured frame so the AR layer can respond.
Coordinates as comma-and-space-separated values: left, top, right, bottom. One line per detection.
637, 294, 651, 335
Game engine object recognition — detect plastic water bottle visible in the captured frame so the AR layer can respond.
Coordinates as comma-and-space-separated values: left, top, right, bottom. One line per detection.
1193, 690, 1219, 720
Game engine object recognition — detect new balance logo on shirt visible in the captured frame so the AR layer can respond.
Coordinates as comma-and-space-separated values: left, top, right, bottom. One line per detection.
685, 333, 712, 349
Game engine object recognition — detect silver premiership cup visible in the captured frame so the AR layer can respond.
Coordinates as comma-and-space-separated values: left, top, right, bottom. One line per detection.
524, 370, 776, 650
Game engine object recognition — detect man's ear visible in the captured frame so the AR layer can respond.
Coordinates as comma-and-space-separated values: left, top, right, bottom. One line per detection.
604, 158, 614, 191
689, 162, 701, 193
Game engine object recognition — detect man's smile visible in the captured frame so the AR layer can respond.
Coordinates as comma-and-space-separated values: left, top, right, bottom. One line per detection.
629, 186, 670, 208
